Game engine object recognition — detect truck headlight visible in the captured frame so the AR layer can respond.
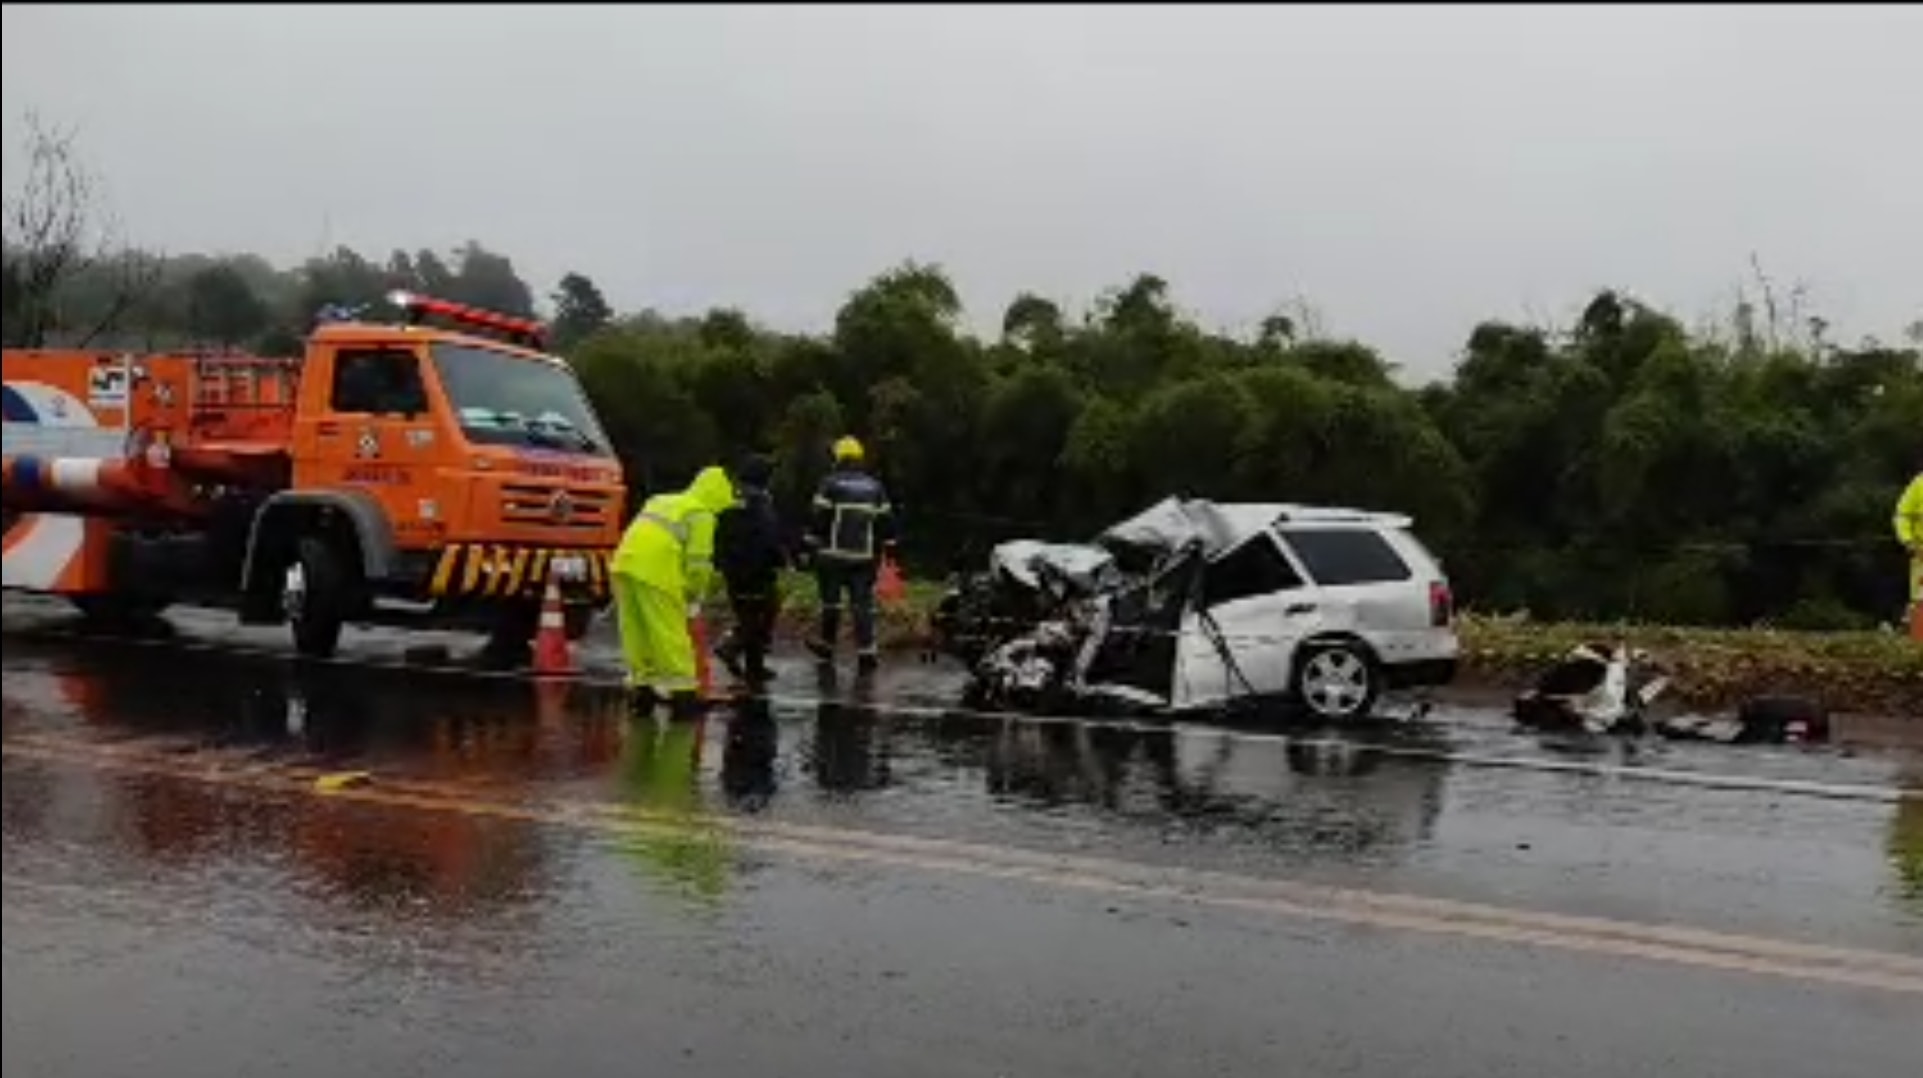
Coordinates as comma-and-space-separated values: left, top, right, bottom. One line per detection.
549, 554, 589, 583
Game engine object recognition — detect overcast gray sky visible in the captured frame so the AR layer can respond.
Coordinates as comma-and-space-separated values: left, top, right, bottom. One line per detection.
4, 3, 1918, 377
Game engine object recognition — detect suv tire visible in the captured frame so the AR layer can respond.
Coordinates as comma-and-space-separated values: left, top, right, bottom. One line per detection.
1292, 640, 1381, 721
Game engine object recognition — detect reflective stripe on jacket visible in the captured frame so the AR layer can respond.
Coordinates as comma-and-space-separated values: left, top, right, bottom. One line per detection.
612, 465, 737, 598
808, 467, 895, 563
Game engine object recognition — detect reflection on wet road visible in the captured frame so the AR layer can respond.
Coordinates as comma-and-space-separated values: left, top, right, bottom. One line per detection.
5, 617, 1922, 1078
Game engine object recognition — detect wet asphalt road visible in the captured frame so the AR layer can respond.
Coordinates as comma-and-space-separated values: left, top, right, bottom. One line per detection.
4, 600, 1921, 1078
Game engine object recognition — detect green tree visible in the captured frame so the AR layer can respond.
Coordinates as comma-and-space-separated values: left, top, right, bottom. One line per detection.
446, 241, 534, 316
1002, 292, 1065, 350
550, 271, 613, 352
183, 263, 269, 346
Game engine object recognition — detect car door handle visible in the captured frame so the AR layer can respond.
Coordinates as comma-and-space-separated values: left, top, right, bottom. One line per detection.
1285, 602, 1316, 616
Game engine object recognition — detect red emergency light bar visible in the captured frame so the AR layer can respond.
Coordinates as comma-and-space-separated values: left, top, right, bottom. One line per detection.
388, 290, 549, 350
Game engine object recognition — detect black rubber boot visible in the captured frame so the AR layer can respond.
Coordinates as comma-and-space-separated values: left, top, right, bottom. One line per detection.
667, 690, 706, 723
628, 686, 660, 719
812, 605, 840, 664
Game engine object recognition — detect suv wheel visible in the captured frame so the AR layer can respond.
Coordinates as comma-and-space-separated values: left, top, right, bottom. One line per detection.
284, 537, 348, 659
1292, 641, 1381, 721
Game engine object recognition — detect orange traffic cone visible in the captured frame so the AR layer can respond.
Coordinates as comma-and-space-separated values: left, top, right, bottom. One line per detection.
533, 578, 575, 675
690, 612, 716, 700
878, 555, 908, 608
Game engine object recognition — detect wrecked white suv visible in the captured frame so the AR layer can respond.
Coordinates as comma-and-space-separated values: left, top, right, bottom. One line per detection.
933, 498, 1460, 722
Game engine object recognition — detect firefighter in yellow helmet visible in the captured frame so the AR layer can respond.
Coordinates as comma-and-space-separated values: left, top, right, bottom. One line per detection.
612, 464, 737, 719
1896, 456, 1923, 629
804, 435, 896, 673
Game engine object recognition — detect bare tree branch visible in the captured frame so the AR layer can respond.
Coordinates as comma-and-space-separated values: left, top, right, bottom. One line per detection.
2, 108, 156, 348
1748, 252, 1780, 354
75, 246, 163, 348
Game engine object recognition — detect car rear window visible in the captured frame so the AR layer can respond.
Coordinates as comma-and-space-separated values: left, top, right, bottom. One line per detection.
1280, 527, 1413, 586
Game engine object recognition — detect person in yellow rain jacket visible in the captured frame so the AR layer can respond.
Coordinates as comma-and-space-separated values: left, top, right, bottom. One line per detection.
612, 465, 737, 719
1896, 460, 1923, 628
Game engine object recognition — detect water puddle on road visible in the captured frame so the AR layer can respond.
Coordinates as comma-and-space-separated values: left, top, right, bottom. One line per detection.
5, 623, 1921, 958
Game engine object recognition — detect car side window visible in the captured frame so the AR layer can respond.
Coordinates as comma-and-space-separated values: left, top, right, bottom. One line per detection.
1280, 527, 1412, 586
1200, 535, 1305, 608
331, 348, 428, 416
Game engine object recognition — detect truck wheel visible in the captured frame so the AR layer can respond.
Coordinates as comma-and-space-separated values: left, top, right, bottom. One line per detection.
1292, 641, 1382, 722
565, 603, 597, 642
284, 537, 348, 659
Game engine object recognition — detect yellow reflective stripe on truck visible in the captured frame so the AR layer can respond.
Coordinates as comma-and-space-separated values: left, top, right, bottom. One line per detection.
427, 545, 611, 600
502, 548, 531, 595
429, 547, 461, 595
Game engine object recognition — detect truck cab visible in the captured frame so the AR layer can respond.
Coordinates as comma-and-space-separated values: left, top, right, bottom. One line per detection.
248, 293, 628, 659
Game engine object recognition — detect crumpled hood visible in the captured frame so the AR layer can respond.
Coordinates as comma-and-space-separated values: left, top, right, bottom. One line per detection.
685, 465, 737, 514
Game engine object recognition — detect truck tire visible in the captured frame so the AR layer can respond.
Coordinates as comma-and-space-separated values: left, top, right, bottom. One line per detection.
286, 536, 348, 660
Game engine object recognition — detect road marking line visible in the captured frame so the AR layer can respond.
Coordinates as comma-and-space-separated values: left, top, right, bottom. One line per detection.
14, 727, 1923, 976
5, 623, 1918, 805
7, 735, 1920, 994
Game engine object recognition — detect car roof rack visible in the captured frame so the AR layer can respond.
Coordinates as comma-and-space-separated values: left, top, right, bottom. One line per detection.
1270, 503, 1414, 528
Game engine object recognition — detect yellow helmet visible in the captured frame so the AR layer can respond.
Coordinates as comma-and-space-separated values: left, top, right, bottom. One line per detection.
832, 435, 865, 462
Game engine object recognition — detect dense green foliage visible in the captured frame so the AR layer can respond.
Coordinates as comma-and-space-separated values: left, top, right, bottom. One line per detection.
4, 121, 1916, 630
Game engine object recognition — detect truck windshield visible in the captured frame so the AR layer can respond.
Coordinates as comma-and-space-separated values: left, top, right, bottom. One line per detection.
430, 342, 611, 455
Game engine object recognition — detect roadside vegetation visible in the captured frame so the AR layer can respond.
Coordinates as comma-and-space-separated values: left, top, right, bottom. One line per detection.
6, 111, 1919, 713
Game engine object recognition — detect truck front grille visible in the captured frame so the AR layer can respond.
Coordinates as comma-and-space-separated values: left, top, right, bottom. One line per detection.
499, 484, 614, 531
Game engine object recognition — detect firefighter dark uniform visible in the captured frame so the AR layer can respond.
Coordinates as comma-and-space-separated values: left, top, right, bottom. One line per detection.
805, 436, 896, 670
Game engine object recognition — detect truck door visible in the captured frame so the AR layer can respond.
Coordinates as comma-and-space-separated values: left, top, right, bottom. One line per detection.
303, 345, 449, 543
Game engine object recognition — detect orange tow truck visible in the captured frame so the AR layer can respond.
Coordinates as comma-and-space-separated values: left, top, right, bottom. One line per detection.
1, 292, 627, 662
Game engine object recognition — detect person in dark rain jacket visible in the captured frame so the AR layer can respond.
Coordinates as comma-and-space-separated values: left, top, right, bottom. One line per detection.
713, 452, 790, 684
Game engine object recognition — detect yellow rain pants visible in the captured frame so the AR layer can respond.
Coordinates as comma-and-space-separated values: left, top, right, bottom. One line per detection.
613, 575, 696, 693
611, 466, 737, 692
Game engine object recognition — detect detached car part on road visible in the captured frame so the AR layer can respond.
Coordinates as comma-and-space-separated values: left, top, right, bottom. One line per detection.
932, 498, 1460, 722
1511, 645, 1833, 746
1510, 644, 1672, 735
